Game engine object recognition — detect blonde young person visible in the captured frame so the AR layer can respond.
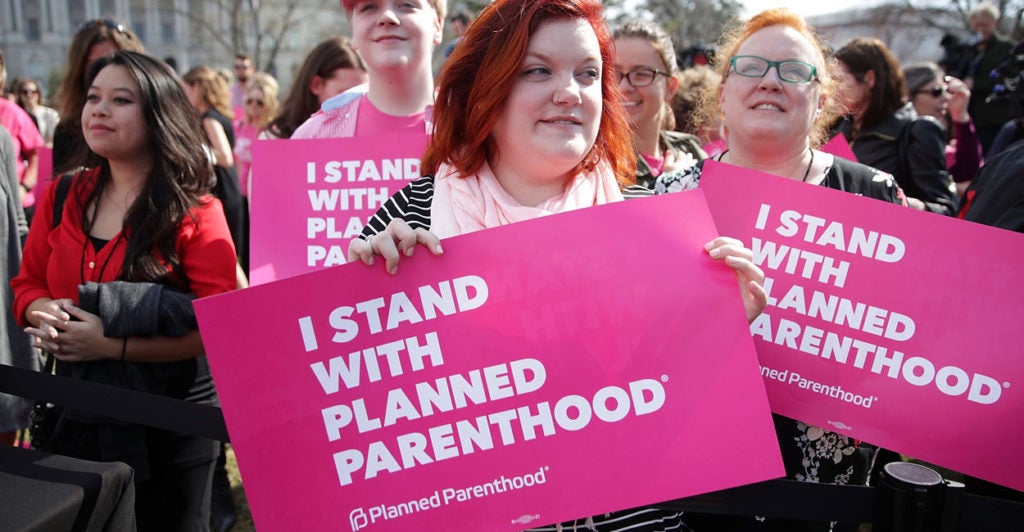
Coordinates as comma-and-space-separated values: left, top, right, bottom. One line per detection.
291, 0, 446, 139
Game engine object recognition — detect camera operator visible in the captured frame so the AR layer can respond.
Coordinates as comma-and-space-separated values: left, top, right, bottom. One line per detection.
963, 2, 1016, 154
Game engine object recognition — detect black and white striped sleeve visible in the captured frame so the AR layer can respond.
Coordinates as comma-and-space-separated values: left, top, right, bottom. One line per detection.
359, 175, 436, 240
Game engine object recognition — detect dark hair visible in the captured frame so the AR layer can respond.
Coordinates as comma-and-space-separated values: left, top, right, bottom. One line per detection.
450, 9, 472, 24
55, 18, 143, 122
268, 37, 366, 138
423, 0, 635, 186
79, 51, 212, 283
902, 62, 942, 96
834, 38, 906, 131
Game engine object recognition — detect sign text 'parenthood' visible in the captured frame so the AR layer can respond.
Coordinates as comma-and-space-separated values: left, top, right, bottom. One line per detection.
700, 160, 1023, 491
195, 190, 783, 531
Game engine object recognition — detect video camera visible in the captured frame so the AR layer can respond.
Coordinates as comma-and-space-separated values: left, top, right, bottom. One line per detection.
986, 41, 1024, 107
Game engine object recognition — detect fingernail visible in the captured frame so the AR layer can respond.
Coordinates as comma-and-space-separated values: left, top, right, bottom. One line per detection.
704, 241, 714, 250
389, 265, 398, 275
709, 248, 722, 258
404, 247, 414, 257
434, 243, 444, 254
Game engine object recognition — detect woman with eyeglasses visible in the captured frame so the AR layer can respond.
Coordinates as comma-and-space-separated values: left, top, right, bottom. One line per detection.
903, 63, 982, 196
656, 11, 905, 530
233, 72, 279, 197
53, 18, 143, 175
613, 21, 705, 189
12, 77, 59, 147
833, 38, 959, 216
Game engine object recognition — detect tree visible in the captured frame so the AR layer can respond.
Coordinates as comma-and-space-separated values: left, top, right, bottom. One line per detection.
902, 0, 1024, 40
179, 0, 333, 73
609, 0, 745, 64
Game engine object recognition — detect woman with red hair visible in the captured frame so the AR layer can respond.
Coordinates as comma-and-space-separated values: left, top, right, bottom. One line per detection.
351, 0, 762, 314
350, 0, 766, 304
349, 0, 767, 528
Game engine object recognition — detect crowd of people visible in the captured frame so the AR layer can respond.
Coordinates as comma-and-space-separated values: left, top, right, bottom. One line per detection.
1, 0, 1022, 530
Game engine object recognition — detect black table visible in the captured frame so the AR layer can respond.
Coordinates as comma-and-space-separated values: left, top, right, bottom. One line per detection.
0, 445, 136, 532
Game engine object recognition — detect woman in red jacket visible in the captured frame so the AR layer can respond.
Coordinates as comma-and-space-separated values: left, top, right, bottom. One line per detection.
11, 51, 237, 531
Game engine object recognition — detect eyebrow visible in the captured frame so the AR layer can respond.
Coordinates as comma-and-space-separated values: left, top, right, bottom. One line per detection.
87, 85, 138, 95
524, 50, 602, 65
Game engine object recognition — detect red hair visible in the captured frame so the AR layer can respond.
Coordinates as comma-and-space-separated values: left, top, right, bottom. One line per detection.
423, 0, 635, 186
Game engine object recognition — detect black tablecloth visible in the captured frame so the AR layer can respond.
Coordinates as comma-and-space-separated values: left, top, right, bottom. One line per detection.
0, 445, 136, 532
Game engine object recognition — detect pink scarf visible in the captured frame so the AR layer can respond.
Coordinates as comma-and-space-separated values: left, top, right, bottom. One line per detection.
430, 161, 624, 238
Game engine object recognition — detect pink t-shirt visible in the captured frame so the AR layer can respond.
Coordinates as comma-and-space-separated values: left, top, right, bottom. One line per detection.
0, 98, 44, 183
640, 153, 664, 176
233, 119, 259, 196
354, 97, 427, 136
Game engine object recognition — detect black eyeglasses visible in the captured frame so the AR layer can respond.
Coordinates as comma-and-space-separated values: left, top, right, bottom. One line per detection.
614, 67, 670, 88
19, 88, 39, 95
914, 85, 949, 98
245, 98, 264, 107
77, 18, 127, 34
729, 55, 818, 84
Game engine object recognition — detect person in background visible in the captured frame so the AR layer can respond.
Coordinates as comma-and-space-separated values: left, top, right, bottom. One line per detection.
230, 53, 256, 118
672, 65, 726, 157
0, 124, 34, 448
833, 38, 958, 216
903, 62, 982, 195
182, 66, 245, 274
655, 11, 906, 529
291, 0, 446, 139
437, 8, 474, 75
11, 51, 237, 531
350, 2, 766, 529
233, 72, 279, 196
12, 77, 60, 147
0, 50, 44, 207
264, 38, 367, 140
613, 20, 704, 188
52, 18, 144, 174
963, 2, 1015, 154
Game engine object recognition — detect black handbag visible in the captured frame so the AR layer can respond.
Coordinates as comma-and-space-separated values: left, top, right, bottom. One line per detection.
28, 353, 66, 451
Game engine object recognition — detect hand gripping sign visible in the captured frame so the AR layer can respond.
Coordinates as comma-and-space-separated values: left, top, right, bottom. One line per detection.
700, 160, 1024, 491
195, 190, 784, 531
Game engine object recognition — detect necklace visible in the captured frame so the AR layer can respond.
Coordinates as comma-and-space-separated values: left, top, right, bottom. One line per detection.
717, 149, 816, 182
801, 149, 816, 182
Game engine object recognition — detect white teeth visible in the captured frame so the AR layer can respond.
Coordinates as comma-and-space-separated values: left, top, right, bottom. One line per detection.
754, 103, 781, 111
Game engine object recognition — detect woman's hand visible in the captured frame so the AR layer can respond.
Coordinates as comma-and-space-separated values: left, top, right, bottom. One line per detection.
661, 149, 697, 176
347, 219, 444, 275
27, 301, 119, 362
705, 237, 768, 323
946, 76, 971, 124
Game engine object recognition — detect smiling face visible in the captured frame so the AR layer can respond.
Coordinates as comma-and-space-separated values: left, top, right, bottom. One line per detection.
349, 0, 442, 74
488, 17, 603, 203
82, 64, 150, 162
719, 25, 824, 150
614, 37, 677, 139
244, 86, 266, 122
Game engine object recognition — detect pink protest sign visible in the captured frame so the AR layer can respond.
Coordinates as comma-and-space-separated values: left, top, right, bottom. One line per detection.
195, 190, 783, 531
820, 134, 857, 162
248, 135, 428, 285
700, 160, 1024, 491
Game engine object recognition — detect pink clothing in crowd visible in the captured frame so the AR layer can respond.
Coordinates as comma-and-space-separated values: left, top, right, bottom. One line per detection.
233, 118, 258, 196
0, 98, 44, 184
291, 95, 432, 139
